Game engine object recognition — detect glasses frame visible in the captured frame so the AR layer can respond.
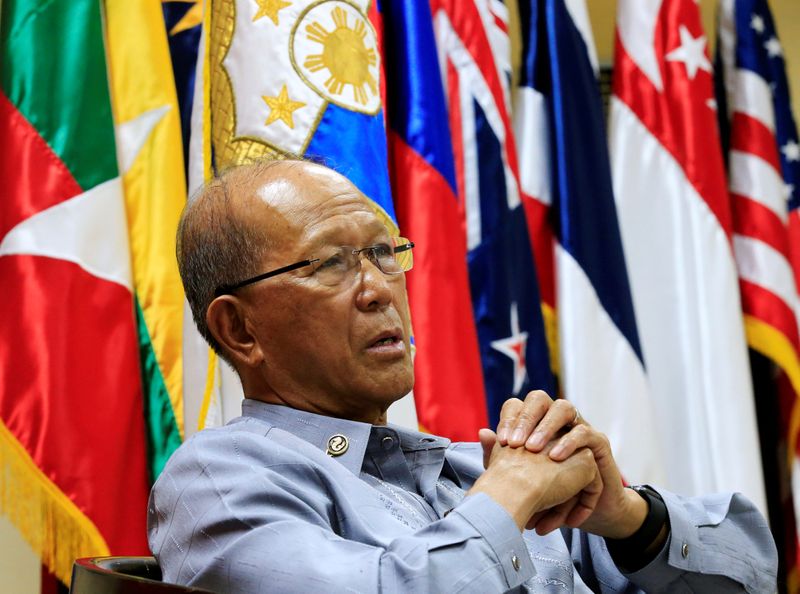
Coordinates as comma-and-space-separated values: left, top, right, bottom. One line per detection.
214, 239, 414, 297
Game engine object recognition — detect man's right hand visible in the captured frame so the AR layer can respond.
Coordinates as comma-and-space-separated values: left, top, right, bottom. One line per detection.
468, 429, 601, 532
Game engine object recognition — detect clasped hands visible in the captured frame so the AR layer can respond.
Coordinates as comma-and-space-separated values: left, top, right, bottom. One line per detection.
469, 391, 648, 540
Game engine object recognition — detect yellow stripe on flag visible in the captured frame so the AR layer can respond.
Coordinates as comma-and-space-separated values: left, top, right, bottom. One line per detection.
744, 315, 800, 468
105, 0, 187, 439
542, 303, 560, 379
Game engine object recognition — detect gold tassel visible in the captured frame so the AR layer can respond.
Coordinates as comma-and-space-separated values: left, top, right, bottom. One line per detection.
0, 421, 109, 585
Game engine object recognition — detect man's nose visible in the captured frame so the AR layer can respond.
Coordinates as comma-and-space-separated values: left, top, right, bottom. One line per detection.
355, 256, 393, 310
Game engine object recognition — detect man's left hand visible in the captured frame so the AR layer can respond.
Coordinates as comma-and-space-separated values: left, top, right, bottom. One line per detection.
481, 392, 648, 539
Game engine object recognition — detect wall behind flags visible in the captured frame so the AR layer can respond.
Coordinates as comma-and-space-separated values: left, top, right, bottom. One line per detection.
1, 1, 800, 593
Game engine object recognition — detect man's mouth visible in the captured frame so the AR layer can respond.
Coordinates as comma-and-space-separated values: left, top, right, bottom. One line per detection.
367, 329, 405, 354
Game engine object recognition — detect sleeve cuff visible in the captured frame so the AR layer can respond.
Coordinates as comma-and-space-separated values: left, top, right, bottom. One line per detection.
622, 488, 704, 589
451, 493, 535, 589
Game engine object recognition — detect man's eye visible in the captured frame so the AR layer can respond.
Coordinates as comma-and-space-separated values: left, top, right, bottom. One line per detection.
317, 254, 345, 270
372, 244, 393, 258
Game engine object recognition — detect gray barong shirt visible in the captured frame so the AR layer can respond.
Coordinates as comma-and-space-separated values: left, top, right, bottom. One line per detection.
148, 399, 777, 593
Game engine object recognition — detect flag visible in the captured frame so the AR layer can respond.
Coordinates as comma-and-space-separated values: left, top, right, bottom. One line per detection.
0, 0, 151, 583
104, 0, 186, 480
162, 1, 203, 178
610, 0, 767, 510
186, 0, 405, 430
430, 0, 555, 430
718, 0, 800, 587
516, 0, 665, 484
380, 0, 487, 439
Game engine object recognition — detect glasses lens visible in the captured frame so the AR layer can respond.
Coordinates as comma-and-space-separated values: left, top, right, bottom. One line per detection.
313, 239, 414, 286
393, 238, 413, 272
371, 243, 401, 274
314, 247, 356, 286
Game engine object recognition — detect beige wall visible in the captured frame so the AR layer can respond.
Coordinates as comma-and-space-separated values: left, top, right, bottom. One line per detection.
588, 0, 800, 122
0, 516, 40, 594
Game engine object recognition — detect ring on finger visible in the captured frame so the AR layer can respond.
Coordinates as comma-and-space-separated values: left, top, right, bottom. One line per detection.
571, 407, 581, 426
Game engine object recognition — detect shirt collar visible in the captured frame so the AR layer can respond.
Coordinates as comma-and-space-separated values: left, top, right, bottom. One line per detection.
241, 399, 450, 475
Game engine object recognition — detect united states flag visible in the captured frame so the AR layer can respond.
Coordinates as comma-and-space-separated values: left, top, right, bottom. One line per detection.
718, 0, 800, 585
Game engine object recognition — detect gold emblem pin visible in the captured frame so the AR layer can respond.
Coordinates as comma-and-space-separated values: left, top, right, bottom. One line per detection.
326, 434, 349, 457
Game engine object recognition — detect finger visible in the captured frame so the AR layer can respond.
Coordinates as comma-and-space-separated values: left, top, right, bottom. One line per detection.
548, 424, 610, 463
507, 390, 553, 447
524, 398, 577, 451
564, 469, 603, 528
478, 428, 497, 469
533, 497, 579, 535
525, 510, 547, 531
496, 398, 524, 444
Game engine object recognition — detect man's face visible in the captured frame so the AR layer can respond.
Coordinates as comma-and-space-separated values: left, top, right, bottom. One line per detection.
235, 163, 414, 422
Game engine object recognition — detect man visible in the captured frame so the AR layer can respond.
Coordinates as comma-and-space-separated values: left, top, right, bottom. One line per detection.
149, 159, 777, 592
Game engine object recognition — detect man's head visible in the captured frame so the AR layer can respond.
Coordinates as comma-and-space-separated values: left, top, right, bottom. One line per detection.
178, 159, 414, 423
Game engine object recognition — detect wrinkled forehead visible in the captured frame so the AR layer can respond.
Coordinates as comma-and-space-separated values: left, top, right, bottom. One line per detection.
248, 163, 389, 250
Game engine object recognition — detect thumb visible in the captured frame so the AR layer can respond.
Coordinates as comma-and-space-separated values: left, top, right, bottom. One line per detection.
478, 428, 497, 469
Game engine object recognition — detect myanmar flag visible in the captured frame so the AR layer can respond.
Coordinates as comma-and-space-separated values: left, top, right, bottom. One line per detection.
1, 0, 184, 583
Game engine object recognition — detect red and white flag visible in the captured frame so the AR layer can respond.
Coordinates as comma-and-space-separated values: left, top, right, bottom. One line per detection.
610, 0, 767, 511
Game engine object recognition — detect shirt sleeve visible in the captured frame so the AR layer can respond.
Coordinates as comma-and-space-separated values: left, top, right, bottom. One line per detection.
623, 489, 777, 593
148, 434, 535, 593
566, 488, 778, 593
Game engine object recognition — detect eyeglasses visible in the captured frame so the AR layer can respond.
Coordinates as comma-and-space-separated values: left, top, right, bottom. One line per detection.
214, 237, 415, 296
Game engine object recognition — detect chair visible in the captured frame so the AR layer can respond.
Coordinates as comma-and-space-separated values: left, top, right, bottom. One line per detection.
70, 557, 214, 593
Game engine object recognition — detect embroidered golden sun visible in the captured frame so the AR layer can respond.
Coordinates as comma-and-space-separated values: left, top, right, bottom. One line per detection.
303, 6, 377, 106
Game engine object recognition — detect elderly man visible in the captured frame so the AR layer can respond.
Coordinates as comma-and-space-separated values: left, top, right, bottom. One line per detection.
149, 159, 777, 592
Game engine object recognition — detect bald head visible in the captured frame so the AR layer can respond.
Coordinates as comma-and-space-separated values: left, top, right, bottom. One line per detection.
177, 158, 315, 362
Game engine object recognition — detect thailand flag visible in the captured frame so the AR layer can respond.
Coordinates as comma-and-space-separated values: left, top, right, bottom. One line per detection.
515, 0, 665, 484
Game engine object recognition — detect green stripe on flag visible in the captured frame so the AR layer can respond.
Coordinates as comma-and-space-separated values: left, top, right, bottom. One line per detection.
135, 298, 181, 481
1, 0, 118, 190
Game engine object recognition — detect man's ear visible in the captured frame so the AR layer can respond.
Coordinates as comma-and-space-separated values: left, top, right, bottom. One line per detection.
206, 296, 264, 368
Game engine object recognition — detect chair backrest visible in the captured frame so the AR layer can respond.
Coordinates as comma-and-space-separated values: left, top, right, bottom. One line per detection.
70, 557, 214, 593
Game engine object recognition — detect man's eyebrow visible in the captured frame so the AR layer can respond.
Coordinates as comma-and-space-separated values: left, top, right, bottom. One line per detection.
305, 222, 391, 247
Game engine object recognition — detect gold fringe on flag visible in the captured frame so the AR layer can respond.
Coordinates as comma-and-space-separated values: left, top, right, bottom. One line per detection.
744, 315, 800, 468
743, 316, 800, 594
0, 420, 109, 585
541, 303, 560, 379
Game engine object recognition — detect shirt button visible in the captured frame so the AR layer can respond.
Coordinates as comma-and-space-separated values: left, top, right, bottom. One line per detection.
511, 554, 520, 571
381, 436, 395, 450
681, 543, 689, 558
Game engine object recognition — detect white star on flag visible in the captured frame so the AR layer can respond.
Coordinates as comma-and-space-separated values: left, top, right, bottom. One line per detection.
784, 183, 795, 201
0, 106, 170, 289
750, 14, 765, 34
490, 302, 529, 395
782, 140, 800, 162
765, 36, 783, 58
665, 25, 712, 80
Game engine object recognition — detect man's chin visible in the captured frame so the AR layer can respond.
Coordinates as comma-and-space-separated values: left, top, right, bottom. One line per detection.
370, 370, 415, 407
